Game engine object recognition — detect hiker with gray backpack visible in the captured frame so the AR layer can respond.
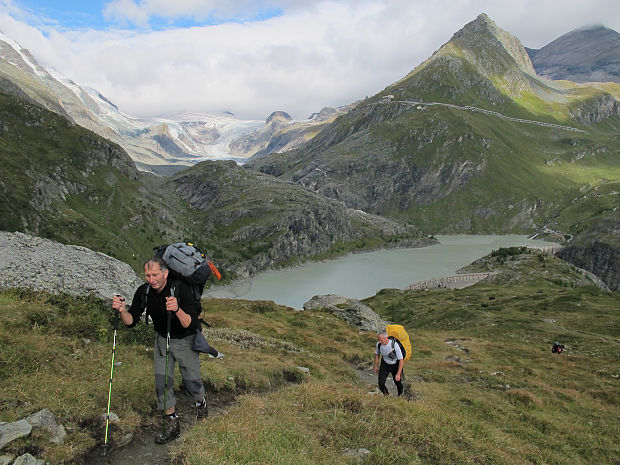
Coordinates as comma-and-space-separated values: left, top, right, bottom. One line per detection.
111, 243, 222, 443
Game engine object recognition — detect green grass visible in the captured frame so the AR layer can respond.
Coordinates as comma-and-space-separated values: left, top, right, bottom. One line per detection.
1, 251, 618, 465
547, 180, 620, 239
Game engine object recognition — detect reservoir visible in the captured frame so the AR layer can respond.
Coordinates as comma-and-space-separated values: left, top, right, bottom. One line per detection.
204, 235, 557, 309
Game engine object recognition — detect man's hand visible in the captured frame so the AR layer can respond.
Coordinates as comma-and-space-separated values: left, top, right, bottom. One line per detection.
165, 296, 179, 313
112, 295, 126, 312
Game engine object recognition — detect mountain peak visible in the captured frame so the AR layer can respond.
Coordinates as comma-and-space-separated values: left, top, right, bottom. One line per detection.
266, 111, 293, 124
474, 12, 493, 26
527, 24, 620, 83
449, 13, 535, 75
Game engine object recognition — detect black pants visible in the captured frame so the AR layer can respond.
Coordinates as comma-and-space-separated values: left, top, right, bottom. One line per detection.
378, 360, 404, 396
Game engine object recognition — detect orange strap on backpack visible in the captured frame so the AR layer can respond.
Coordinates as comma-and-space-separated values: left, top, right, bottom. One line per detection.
208, 260, 222, 280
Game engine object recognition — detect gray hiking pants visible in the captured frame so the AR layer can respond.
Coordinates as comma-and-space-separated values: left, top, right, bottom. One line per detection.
154, 333, 205, 411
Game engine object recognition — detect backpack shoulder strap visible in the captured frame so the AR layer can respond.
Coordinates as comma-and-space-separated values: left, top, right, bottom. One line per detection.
389, 337, 401, 358
170, 278, 203, 312
170, 278, 183, 298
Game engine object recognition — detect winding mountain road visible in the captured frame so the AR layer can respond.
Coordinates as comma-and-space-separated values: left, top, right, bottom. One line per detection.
380, 98, 587, 133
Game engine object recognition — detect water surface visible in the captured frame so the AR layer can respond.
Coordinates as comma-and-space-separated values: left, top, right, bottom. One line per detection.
205, 235, 556, 309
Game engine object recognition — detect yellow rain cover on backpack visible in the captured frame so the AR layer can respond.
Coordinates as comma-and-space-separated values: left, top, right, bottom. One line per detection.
386, 324, 412, 362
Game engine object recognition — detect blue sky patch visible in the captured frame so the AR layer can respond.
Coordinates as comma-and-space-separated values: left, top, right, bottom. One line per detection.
13, 0, 283, 31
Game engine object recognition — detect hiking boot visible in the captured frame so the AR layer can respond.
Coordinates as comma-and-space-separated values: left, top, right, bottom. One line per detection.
402, 383, 414, 401
195, 399, 209, 421
154, 415, 180, 444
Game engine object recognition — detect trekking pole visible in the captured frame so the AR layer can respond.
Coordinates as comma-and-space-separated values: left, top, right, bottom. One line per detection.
103, 303, 121, 454
162, 306, 172, 436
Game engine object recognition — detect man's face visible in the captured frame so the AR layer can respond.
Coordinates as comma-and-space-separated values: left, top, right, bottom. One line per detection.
144, 262, 168, 292
378, 334, 389, 346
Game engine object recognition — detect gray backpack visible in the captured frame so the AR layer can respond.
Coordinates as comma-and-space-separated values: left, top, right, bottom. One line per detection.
154, 242, 221, 303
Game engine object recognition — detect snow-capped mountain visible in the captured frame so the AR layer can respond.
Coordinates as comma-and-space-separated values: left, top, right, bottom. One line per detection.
0, 32, 263, 174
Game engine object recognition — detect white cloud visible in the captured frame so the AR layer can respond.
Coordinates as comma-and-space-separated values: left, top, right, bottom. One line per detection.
103, 0, 151, 27
0, 0, 618, 120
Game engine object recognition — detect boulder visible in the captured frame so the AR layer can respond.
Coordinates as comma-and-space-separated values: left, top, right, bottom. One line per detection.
303, 294, 385, 332
26, 409, 66, 445
0, 409, 66, 451
12, 454, 46, 465
0, 231, 143, 303
0, 420, 32, 450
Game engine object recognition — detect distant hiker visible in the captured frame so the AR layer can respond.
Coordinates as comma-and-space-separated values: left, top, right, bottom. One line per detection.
112, 257, 209, 443
552, 342, 565, 353
374, 329, 405, 396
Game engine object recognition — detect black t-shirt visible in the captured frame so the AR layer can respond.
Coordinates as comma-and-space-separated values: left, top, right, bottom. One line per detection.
128, 279, 200, 338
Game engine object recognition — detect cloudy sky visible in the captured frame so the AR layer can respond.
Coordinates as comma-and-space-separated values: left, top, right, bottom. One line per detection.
0, 0, 618, 121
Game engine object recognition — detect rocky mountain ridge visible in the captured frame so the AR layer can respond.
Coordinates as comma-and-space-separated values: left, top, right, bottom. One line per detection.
231, 105, 354, 160
0, 86, 431, 279
171, 160, 434, 277
527, 25, 620, 83
247, 15, 619, 224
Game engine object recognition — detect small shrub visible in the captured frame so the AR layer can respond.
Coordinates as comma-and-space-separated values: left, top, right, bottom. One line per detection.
491, 246, 529, 259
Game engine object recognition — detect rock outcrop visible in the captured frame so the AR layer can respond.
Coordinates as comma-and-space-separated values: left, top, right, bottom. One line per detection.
0, 231, 142, 301
570, 92, 620, 124
172, 160, 434, 277
0, 408, 65, 450
303, 294, 386, 332
556, 218, 619, 291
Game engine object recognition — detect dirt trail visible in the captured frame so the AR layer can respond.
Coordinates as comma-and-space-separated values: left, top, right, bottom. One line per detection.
84, 392, 236, 465
356, 367, 403, 396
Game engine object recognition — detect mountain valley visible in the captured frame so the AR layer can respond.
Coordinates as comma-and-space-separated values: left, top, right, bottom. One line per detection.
0, 13, 617, 289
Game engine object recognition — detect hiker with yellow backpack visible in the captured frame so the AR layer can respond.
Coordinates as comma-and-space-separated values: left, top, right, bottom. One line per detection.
374, 325, 412, 397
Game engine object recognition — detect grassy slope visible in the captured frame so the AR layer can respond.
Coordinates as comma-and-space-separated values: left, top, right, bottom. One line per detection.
399, 108, 620, 233
367, 51, 620, 235
1, 251, 618, 465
